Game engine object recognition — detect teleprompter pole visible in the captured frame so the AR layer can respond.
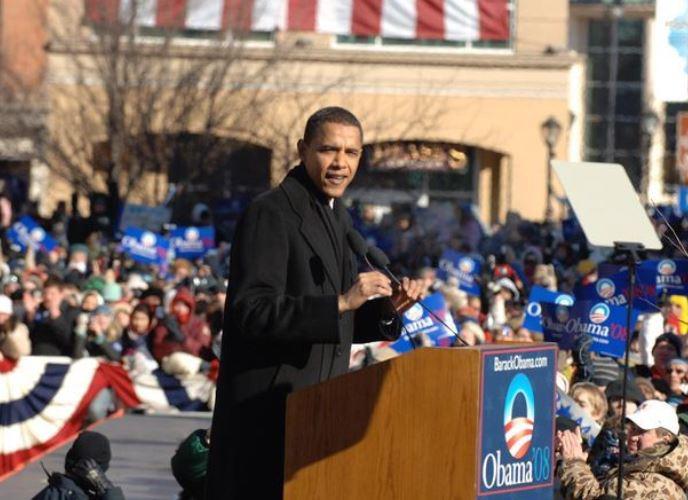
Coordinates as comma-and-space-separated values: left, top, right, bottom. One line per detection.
613, 242, 643, 500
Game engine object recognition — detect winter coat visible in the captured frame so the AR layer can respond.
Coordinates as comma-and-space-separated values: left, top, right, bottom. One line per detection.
150, 289, 212, 362
150, 315, 211, 363
560, 434, 688, 499
32, 472, 125, 500
206, 164, 401, 499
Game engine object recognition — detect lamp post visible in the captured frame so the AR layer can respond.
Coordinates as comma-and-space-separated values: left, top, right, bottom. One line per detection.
541, 116, 562, 221
639, 109, 659, 202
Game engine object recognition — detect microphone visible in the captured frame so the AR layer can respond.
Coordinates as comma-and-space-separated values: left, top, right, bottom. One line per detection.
347, 230, 388, 302
367, 246, 400, 285
366, 245, 469, 347
347, 229, 417, 349
346, 230, 369, 260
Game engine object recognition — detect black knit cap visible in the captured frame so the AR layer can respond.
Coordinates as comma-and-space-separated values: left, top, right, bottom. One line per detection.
605, 379, 646, 405
65, 431, 112, 472
652, 333, 683, 358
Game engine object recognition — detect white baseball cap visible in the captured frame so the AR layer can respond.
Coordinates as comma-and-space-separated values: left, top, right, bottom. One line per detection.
627, 400, 679, 436
0, 295, 13, 315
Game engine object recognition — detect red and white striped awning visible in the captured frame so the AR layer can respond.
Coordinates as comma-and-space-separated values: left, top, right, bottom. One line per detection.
86, 0, 510, 41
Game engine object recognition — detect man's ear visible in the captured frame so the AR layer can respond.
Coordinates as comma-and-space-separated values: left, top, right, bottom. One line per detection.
297, 139, 306, 162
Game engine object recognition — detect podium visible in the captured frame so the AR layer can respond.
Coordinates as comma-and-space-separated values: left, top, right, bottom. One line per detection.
283, 344, 557, 499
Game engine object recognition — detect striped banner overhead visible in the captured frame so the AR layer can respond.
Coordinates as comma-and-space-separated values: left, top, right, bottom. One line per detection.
85, 0, 510, 41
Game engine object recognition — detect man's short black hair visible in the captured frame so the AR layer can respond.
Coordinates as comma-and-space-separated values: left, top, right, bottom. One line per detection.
303, 106, 363, 144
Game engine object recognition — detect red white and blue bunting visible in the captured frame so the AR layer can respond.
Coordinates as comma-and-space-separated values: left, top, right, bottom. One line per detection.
0, 357, 217, 479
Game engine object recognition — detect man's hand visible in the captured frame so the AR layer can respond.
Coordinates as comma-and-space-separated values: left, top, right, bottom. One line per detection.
389, 277, 425, 315
338, 272, 392, 313
68, 457, 115, 495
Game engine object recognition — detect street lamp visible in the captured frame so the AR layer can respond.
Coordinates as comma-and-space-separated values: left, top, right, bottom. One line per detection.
639, 109, 659, 201
541, 116, 562, 221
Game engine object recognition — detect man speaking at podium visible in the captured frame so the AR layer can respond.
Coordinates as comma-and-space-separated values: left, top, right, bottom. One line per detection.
207, 107, 424, 499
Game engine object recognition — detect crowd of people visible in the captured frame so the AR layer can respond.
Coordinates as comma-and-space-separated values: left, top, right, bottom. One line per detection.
351, 201, 688, 499
4, 179, 688, 497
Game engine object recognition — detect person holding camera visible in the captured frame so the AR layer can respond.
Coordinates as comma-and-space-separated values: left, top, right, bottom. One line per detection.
33, 431, 125, 500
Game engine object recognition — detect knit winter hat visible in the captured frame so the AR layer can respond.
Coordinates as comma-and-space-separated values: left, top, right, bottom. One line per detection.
101, 282, 122, 303
605, 379, 646, 405
65, 431, 112, 472
653, 333, 683, 358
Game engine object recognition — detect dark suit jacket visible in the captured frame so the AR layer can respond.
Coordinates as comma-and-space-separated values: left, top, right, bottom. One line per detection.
206, 165, 400, 499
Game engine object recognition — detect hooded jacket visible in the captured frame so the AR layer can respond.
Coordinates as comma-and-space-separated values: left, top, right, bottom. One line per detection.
560, 434, 688, 499
150, 288, 211, 362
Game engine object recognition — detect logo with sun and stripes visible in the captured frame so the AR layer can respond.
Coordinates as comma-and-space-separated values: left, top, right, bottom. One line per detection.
589, 303, 610, 324
503, 373, 535, 460
595, 278, 616, 299
459, 257, 475, 274
659, 259, 677, 276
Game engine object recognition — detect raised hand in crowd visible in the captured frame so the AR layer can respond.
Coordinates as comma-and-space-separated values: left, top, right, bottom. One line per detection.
556, 427, 587, 462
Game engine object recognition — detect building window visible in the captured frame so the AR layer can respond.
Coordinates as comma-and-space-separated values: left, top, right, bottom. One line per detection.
135, 26, 274, 43
584, 18, 644, 187
335, 35, 510, 51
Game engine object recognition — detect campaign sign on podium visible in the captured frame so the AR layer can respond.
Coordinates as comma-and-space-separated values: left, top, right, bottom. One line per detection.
477, 346, 556, 498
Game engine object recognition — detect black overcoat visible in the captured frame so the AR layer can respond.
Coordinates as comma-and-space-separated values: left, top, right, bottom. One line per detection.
206, 165, 400, 499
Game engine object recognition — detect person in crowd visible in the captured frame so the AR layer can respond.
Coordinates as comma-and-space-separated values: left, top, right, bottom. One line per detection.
81, 290, 103, 313
648, 333, 683, 380
635, 376, 663, 402
605, 378, 646, 418
33, 430, 125, 499
571, 382, 607, 425
121, 304, 158, 376
150, 287, 211, 363
660, 358, 688, 407
0, 293, 30, 360
558, 400, 688, 499
171, 428, 210, 500
29, 275, 80, 356
110, 303, 131, 339
63, 244, 90, 287
77, 305, 121, 361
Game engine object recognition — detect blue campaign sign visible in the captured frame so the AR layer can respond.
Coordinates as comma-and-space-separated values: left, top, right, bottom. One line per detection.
477, 346, 556, 498
121, 227, 169, 265
7, 216, 57, 253
576, 269, 657, 313
170, 226, 215, 259
541, 301, 633, 358
389, 293, 458, 353
436, 249, 481, 296
640, 259, 688, 296
561, 217, 584, 243
523, 286, 574, 333
679, 187, 688, 214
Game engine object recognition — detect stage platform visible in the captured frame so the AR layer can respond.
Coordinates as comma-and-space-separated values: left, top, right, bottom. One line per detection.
2, 412, 212, 499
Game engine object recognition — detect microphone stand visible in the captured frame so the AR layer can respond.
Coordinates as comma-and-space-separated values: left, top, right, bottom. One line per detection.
370, 258, 469, 347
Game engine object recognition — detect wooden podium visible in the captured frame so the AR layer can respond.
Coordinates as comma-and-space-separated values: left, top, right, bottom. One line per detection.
283, 344, 557, 499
